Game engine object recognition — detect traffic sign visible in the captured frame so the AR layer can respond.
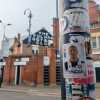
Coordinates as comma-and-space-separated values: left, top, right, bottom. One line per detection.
21, 58, 29, 62
14, 61, 26, 66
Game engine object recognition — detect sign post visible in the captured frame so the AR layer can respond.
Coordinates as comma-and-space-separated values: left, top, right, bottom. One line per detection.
60, 0, 96, 100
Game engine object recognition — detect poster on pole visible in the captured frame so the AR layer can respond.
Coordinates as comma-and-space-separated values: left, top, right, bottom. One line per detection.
86, 59, 96, 84
62, 8, 89, 33
63, 0, 88, 11
63, 34, 86, 78
65, 79, 95, 100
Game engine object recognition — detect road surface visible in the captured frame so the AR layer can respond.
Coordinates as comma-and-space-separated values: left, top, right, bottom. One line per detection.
0, 91, 60, 100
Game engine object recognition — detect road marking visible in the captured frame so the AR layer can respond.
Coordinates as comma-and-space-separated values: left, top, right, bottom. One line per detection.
29, 91, 61, 97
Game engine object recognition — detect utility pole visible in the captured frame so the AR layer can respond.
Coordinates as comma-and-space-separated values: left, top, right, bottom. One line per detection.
0, 20, 12, 40
60, 0, 96, 100
24, 9, 32, 36
24, 9, 33, 45
56, 0, 59, 18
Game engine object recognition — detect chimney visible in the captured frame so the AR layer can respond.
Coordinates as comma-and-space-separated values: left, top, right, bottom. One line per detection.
53, 18, 59, 49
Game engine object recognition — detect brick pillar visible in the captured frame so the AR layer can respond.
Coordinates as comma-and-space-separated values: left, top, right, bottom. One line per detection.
48, 48, 56, 86
3, 57, 14, 85
36, 55, 44, 87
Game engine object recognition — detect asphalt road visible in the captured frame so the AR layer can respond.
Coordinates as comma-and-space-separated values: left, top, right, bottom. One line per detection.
0, 86, 100, 100
0, 91, 61, 100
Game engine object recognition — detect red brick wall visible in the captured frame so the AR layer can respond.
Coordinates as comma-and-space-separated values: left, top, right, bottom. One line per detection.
90, 28, 100, 33
89, 1, 98, 24
3, 56, 43, 86
21, 57, 35, 85
89, 1, 100, 32
47, 48, 56, 85
3, 57, 15, 85
36, 55, 44, 86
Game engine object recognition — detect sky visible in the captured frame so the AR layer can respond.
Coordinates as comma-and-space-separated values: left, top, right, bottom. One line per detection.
0, 0, 56, 40
95, 0, 100, 4
0, 0, 99, 40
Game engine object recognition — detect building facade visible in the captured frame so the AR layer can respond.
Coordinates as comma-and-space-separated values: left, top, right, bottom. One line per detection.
89, 0, 100, 82
2, 28, 58, 87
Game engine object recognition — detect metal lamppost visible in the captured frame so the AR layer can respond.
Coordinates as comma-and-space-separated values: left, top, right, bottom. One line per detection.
24, 8, 33, 36
0, 20, 12, 40
56, 0, 59, 18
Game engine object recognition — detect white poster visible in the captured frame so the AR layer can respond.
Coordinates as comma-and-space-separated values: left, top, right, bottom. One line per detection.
43, 56, 50, 66
63, 34, 86, 78
62, 8, 89, 33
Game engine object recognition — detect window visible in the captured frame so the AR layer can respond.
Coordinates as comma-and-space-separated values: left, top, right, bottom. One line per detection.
90, 23, 100, 29
32, 45, 39, 55
98, 17, 100, 22
91, 37, 97, 48
98, 37, 100, 48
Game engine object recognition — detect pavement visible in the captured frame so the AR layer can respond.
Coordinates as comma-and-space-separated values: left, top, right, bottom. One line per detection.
0, 85, 61, 97
0, 84, 100, 99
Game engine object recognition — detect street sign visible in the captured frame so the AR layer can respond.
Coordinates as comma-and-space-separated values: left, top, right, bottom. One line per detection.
14, 61, 26, 66
21, 58, 29, 62
43, 56, 50, 66
0, 62, 6, 66
16, 58, 29, 62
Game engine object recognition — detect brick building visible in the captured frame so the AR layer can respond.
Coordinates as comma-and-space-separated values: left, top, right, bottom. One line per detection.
89, 0, 100, 82
2, 26, 59, 87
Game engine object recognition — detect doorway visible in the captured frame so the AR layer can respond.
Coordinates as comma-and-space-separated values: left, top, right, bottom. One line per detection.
15, 66, 21, 85
95, 67, 100, 82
